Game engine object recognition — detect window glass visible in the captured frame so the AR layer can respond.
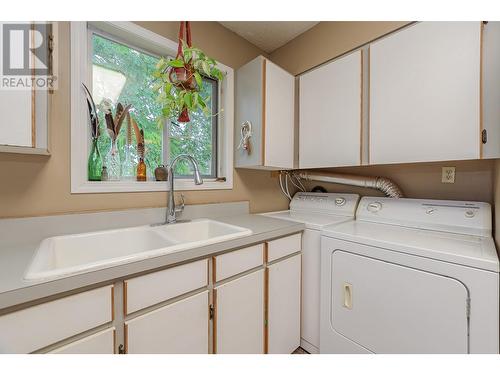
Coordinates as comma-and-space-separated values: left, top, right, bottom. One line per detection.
91, 32, 217, 179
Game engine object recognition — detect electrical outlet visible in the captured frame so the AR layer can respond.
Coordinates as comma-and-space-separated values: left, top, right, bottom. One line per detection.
442, 167, 456, 184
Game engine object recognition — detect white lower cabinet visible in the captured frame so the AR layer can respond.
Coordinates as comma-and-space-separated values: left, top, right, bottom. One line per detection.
0, 285, 113, 354
49, 328, 115, 354
214, 269, 265, 354
0, 235, 302, 355
300, 229, 321, 353
125, 291, 209, 354
267, 254, 301, 354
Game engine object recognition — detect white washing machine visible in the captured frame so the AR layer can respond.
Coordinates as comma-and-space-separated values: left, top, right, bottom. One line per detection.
320, 196, 500, 354
262, 192, 360, 353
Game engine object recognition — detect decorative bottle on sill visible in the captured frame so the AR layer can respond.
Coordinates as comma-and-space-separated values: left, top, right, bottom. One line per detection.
136, 130, 146, 181
121, 144, 135, 180
106, 139, 121, 181
137, 158, 147, 181
121, 112, 136, 180
87, 138, 103, 181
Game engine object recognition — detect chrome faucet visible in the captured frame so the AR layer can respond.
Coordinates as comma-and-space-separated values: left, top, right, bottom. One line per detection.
165, 154, 203, 224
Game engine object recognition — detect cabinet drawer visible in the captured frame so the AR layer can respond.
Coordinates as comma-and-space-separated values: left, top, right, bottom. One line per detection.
49, 328, 115, 354
214, 244, 264, 282
0, 285, 113, 353
124, 259, 208, 314
267, 233, 302, 262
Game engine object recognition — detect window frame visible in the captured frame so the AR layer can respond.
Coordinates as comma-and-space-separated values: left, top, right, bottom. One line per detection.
70, 21, 234, 193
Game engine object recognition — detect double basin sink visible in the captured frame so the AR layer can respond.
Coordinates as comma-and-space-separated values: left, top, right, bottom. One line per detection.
25, 219, 252, 281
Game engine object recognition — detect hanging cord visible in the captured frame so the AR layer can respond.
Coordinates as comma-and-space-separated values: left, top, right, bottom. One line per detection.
279, 172, 292, 200
288, 171, 306, 192
237, 121, 252, 151
278, 171, 306, 201
176, 21, 192, 58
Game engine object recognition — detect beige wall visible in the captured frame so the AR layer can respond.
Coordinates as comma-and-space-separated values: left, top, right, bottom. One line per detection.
302, 160, 494, 204
0, 22, 288, 219
270, 21, 410, 75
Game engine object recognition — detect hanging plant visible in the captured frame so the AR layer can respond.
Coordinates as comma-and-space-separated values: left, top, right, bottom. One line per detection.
153, 21, 224, 123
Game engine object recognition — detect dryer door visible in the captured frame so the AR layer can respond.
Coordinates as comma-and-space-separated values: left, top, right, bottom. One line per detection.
331, 250, 469, 353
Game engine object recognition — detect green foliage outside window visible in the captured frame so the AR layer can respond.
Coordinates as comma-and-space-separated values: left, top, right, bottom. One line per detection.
91, 33, 216, 177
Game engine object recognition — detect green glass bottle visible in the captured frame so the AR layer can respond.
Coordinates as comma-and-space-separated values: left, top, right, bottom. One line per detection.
88, 138, 103, 181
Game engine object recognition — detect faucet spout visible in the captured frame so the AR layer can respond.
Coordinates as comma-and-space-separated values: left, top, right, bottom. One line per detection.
165, 154, 204, 224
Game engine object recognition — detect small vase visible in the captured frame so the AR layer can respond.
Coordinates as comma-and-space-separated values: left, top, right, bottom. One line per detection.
121, 144, 136, 180
137, 158, 147, 182
107, 140, 121, 181
88, 138, 102, 181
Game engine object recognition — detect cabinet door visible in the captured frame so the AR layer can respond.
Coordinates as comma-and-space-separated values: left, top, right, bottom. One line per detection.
264, 60, 295, 169
299, 50, 362, 168
300, 229, 321, 352
370, 22, 481, 164
268, 254, 301, 354
214, 270, 264, 354
125, 291, 209, 354
49, 328, 115, 354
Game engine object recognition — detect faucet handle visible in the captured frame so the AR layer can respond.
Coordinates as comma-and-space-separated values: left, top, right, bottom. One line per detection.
175, 193, 185, 213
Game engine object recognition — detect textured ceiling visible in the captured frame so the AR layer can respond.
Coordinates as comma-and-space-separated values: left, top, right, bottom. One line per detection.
219, 21, 319, 53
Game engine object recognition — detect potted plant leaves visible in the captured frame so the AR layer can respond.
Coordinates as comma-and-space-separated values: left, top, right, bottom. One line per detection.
153, 21, 224, 123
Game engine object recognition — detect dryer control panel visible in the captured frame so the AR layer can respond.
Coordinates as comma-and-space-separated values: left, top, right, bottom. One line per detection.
290, 192, 360, 217
357, 197, 492, 237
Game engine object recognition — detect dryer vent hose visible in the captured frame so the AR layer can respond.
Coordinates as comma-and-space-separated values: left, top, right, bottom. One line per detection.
297, 172, 404, 198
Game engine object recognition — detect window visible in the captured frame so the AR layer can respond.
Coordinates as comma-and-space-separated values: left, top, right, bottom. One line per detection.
91, 32, 218, 178
70, 22, 234, 193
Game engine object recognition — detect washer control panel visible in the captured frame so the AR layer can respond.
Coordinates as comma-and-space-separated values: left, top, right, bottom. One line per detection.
290, 192, 360, 216
357, 196, 492, 237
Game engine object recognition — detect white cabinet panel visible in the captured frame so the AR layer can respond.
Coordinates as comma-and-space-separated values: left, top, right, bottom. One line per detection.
0, 90, 32, 147
214, 244, 263, 282
300, 229, 321, 352
369, 22, 481, 164
235, 56, 295, 170
235, 56, 264, 168
299, 50, 362, 168
482, 21, 500, 159
264, 60, 295, 169
0, 285, 113, 353
49, 328, 115, 354
125, 291, 209, 354
331, 251, 468, 353
124, 259, 208, 314
267, 233, 301, 262
268, 254, 301, 354
214, 270, 264, 354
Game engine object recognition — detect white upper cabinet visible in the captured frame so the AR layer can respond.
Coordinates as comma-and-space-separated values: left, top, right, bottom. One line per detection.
299, 50, 362, 168
0, 22, 49, 155
369, 22, 482, 165
235, 56, 295, 170
482, 21, 500, 159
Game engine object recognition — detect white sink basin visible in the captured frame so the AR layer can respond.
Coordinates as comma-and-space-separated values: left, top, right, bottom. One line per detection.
24, 219, 252, 281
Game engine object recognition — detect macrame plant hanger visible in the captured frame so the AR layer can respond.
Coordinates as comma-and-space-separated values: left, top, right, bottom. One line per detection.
170, 21, 194, 123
